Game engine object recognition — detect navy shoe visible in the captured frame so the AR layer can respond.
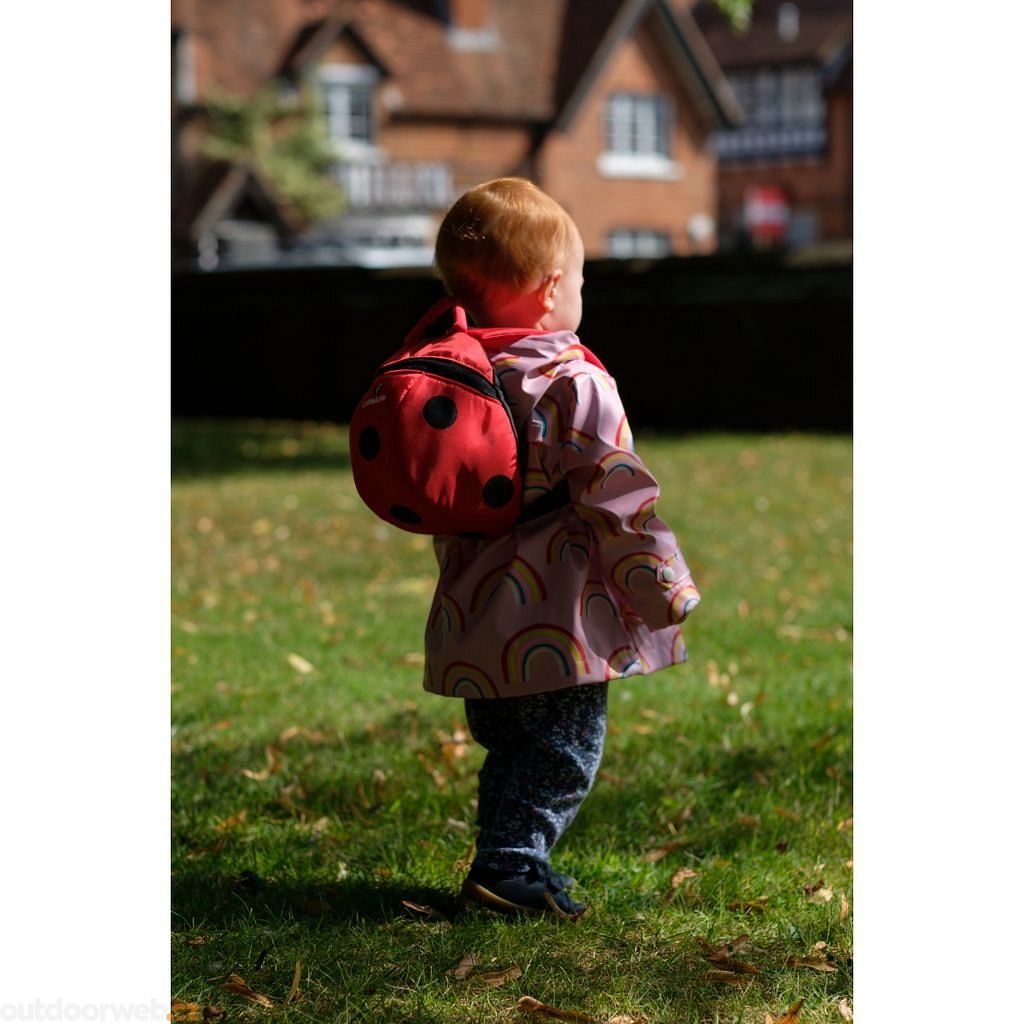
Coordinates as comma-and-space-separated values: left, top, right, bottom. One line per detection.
546, 865, 577, 891
460, 863, 587, 920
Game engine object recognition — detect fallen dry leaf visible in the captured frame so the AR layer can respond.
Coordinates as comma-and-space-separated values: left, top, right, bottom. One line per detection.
773, 1000, 805, 1023
840, 892, 850, 921
773, 806, 801, 822
448, 952, 478, 980
287, 652, 314, 674
214, 810, 248, 833
516, 996, 600, 1022
438, 727, 470, 766
837, 817, 854, 832
416, 751, 448, 789
643, 840, 687, 863
728, 897, 768, 915
704, 969, 753, 987
808, 887, 834, 904
696, 936, 758, 974
810, 726, 837, 751
606, 1016, 648, 1024
837, 996, 854, 1020
662, 864, 699, 904
220, 974, 273, 1007
670, 866, 699, 886
736, 814, 760, 828
786, 954, 838, 973
286, 960, 302, 1004
171, 1005, 226, 1024
278, 725, 332, 744
240, 744, 284, 781
472, 965, 522, 989
400, 899, 448, 922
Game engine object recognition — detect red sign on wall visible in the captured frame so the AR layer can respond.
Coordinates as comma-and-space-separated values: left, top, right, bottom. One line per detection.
744, 185, 789, 246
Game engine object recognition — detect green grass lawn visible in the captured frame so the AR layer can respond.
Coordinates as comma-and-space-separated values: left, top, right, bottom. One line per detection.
171, 420, 852, 1024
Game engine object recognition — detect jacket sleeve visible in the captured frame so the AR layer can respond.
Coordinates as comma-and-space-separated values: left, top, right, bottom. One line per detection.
553, 370, 700, 631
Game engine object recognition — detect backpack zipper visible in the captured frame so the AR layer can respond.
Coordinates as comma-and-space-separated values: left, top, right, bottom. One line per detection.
380, 356, 503, 402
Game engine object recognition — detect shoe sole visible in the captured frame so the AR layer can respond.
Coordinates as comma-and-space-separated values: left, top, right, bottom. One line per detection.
459, 879, 587, 921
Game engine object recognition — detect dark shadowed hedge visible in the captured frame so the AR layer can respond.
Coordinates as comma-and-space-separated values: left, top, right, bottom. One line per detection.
172, 252, 851, 432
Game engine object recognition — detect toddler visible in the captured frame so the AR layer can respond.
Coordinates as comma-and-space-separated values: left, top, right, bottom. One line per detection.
424, 178, 700, 919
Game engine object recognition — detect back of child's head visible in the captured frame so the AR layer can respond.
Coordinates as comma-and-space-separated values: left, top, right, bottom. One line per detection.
435, 178, 575, 314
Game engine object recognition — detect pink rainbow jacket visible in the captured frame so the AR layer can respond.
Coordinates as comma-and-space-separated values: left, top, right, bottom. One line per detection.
423, 326, 700, 698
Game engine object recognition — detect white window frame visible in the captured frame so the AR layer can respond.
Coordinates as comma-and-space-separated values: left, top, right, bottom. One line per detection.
606, 228, 672, 259
318, 64, 381, 158
172, 29, 198, 105
598, 92, 681, 180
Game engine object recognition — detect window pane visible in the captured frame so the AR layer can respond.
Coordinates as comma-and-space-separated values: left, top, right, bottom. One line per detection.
604, 93, 669, 155
606, 229, 670, 258
320, 76, 374, 144
348, 84, 373, 142
755, 71, 779, 125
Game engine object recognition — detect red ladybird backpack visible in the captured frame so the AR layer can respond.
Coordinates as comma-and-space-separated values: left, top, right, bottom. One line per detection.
349, 297, 604, 538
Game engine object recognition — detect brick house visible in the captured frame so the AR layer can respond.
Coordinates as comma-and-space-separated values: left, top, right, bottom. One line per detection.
689, 0, 853, 249
171, 0, 741, 268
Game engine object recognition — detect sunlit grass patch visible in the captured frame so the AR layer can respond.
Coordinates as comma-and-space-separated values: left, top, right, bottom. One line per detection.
172, 421, 852, 1023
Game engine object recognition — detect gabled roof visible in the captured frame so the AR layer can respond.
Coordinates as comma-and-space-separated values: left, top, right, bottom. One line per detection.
549, 0, 742, 136
690, 0, 853, 70
278, 0, 738, 127
172, 160, 299, 244
276, 14, 388, 81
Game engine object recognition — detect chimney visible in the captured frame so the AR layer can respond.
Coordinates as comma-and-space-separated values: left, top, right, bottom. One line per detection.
446, 0, 496, 50
450, 0, 489, 30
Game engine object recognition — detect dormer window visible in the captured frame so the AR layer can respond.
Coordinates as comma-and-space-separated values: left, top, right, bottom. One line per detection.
318, 64, 378, 152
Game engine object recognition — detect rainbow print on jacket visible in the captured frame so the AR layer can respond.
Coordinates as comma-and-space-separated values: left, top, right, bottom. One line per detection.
580, 579, 620, 622
443, 662, 499, 699
605, 646, 645, 679
428, 593, 466, 635
423, 325, 699, 698
546, 526, 590, 566
503, 625, 592, 686
611, 551, 663, 596
469, 556, 548, 613
586, 449, 649, 495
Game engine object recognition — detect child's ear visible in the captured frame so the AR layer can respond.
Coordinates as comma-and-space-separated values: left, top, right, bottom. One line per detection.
539, 269, 563, 312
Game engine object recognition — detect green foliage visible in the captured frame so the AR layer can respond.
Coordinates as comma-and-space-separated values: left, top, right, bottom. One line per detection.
202, 85, 346, 224
712, 0, 754, 31
172, 421, 852, 1023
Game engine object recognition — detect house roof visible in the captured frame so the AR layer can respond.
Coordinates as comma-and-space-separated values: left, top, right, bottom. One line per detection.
281, 0, 739, 128
276, 14, 389, 80
326, 0, 563, 121
689, 0, 852, 70
172, 160, 300, 244
550, 0, 741, 132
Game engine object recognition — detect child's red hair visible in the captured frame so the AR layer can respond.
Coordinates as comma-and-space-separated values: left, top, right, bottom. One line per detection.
434, 178, 575, 313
